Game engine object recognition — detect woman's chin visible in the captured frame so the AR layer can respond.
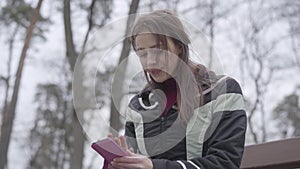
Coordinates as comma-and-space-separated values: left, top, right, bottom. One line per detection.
153, 77, 166, 83
151, 74, 171, 83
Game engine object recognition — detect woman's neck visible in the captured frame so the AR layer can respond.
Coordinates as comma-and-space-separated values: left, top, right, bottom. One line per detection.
160, 78, 177, 116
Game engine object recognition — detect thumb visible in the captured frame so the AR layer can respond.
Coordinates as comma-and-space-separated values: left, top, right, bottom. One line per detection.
129, 147, 134, 153
126, 149, 135, 156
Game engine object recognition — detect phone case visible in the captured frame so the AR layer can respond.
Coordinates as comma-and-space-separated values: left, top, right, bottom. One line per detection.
91, 138, 128, 162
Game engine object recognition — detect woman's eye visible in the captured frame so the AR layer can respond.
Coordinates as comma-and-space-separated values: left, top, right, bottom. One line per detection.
137, 51, 147, 58
155, 49, 164, 55
136, 48, 163, 58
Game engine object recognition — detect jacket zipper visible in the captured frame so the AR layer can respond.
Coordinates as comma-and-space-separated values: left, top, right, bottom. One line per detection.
160, 116, 165, 133
160, 104, 174, 133
160, 102, 177, 133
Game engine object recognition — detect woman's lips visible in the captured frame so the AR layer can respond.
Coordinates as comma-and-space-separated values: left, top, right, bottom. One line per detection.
148, 69, 163, 76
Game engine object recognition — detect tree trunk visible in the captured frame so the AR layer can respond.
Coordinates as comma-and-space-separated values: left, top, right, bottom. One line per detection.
63, 0, 84, 168
109, 0, 140, 136
208, 0, 215, 69
0, 0, 43, 168
63, 0, 77, 71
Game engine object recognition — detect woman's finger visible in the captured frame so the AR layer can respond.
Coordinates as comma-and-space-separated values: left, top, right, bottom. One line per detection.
126, 149, 135, 156
111, 161, 140, 169
119, 135, 128, 150
107, 133, 113, 139
114, 137, 121, 146
108, 163, 115, 169
129, 147, 134, 153
114, 156, 142, 164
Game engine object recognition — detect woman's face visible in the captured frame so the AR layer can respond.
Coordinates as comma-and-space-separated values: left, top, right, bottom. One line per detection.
135, 34, 181, 83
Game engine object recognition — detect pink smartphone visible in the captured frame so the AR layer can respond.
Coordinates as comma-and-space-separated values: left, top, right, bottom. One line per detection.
91, 138, 128, 162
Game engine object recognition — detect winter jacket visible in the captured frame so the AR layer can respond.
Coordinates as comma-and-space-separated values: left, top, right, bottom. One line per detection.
125, 75, 247, 169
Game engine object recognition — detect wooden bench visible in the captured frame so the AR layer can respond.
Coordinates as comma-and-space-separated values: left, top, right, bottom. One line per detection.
241, 137, 300, 169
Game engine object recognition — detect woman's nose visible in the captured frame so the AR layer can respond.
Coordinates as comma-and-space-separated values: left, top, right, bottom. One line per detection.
146, 51, 159, 67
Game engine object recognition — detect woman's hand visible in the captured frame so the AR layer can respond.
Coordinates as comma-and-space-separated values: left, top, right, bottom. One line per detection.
107, 134, 133, 152
107, 134, 152, 169
111, 150, 153, 169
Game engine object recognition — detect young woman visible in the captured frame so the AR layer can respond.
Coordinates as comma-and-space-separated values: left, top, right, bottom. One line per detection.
108, 10, 247, 169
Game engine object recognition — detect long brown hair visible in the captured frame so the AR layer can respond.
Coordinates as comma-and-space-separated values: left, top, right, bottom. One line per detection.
130, 10, 216, 123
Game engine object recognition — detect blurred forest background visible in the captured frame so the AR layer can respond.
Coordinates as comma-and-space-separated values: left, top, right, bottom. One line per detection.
0, 0, 299, 168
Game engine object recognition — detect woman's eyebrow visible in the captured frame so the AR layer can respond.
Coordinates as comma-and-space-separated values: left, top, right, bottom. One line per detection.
137, 44, 160, 51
